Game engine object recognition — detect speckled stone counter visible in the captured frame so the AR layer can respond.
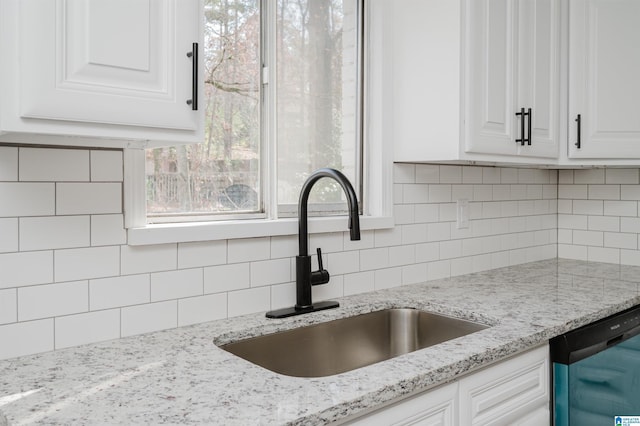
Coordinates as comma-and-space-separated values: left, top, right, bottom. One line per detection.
1, 259, 640, 425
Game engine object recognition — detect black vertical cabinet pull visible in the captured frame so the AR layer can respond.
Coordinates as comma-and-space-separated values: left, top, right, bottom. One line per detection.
575, 114, 581, 149
515, 108, 531, 146
526, 108, 532, 145
186, 43, 198, 111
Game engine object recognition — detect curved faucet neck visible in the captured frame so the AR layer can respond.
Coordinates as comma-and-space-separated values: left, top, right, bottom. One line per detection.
298, 168, 361, 256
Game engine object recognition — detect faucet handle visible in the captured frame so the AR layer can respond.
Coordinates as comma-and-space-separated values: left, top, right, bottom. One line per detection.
316, 247, 325, 271
311, 247, 330, 286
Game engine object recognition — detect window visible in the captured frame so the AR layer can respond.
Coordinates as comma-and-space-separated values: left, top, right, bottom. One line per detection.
145, 0, 362, 223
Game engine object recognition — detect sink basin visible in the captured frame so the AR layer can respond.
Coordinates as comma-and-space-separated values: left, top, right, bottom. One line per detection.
219, 308, 489, 377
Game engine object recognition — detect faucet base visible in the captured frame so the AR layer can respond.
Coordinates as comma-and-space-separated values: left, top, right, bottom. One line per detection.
265, 301, 339, 319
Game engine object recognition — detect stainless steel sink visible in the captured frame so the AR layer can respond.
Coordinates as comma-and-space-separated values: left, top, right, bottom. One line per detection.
220, 308, 489, 377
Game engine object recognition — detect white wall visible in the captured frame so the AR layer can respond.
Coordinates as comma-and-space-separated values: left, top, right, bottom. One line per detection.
0, 146, 561, 360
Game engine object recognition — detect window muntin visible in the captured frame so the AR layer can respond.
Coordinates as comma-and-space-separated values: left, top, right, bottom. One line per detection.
145, 0, 362, 223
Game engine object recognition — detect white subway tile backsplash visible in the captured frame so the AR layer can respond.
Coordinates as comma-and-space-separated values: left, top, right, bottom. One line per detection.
427, 222, 451, 242
56, 246, 120, 282
573, 230, 603, 247
0, 319, 53, 360
121, 244, 177, 275
204, 263, 250, 294
573, 200, 604, 216
151, 268, 203, 302
427, 260, 450, 280
374, 227, 402, 247
57, 183, 122, 215
360, 247, 390, 271
269, 282, 296, 310
559, 184, 588, 200
0, 289, 17, 324
588, 216, 620, 232
227, 287, 270, 317
462, 167, 482, 184
54, 309, 120, 349
621, 249, 640, 266
604, 232, 637, 250
588, 247, 620, 264
178, 240, 226, 269
414, 204, 439, 223
394, 163, 415, 184
250, 258, 291, 287
606, 169, 639, 184
604, 200, 637, 217
0, 251, 53, 289
90, 274, 149, 311
91, 214, 127, 247
589, 185, 620, 200
0, 147, 18, 181
0, 183, 55, 217
393, 204, 415, 225
227, 237, 270, 263
558, 170, 574, 184
500, 168, 518, 184
18, 281, 88, 321
473, 185, 492, 202
401, 263, 427, 285
270, 235, 297, 259
121, 301, 178, 337
415, 164, 439, 183
429, 185, 452, 202
621, 185, 640, 201
0, 218, 18, 253
19, 148, 89, 182
574, 169, 604, 184
10, 145, 640, 361
621, 217, 640, 233
403, 184, 429, 204
178, 293, 227, 327
388, 245, 415, 267
344, 271, 375, 296
20, 216, 90, 251
452, 185, 474, 201
482, 168, 501, 184
374, 267, 402, 290
90, 150, 123, 182
439, 165, 462, 183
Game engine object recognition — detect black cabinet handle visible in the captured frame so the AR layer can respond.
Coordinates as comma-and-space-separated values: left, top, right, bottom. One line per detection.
515, 108, 531, 146
575, 114, 581, 149
526, 108, 532, 145
186, 42, 198, 110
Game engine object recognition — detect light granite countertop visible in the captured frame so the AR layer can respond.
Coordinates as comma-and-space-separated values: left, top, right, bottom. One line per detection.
1, 259, 640, 425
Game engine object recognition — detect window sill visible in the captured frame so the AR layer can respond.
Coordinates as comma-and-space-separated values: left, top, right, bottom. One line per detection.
127, 215, 394, 245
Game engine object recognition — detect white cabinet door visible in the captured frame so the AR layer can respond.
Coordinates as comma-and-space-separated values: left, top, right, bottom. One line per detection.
343, 381, 458, 426
568, 0, 640, 159
465, 0, 518, 157
458, 345, 550, 426
0, 0, 203, 147
517, 0, 560, 158
466, 0, 559, 159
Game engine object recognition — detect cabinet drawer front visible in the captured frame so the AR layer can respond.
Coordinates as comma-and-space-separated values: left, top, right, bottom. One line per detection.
459, 345, 549, 425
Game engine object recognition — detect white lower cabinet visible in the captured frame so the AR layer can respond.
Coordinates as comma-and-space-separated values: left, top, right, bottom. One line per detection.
343, 345, 549, 426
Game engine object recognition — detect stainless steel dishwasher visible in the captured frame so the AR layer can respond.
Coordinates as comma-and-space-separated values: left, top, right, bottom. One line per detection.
550, 305, 640, 426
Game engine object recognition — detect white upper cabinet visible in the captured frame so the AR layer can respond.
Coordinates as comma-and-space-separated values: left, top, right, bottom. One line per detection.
391, 0, 560, 164
466, 0, 560, 159
568, 0, 640, 159
0, 0, 204, 148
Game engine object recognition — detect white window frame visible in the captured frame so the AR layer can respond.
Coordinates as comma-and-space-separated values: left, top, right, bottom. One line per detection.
123, 0, 392, 245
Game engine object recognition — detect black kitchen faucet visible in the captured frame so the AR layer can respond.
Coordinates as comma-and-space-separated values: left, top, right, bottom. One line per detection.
266, 168, 360, 318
